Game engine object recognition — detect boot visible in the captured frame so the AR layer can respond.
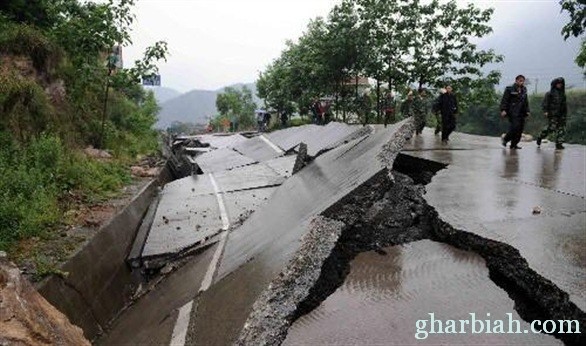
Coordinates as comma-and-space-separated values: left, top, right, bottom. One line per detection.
556, 143, 565, 150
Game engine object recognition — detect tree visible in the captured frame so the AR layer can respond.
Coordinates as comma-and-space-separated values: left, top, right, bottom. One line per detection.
560, 0, 586, 71
215, 86, 257, 129
257, 0, 503, 125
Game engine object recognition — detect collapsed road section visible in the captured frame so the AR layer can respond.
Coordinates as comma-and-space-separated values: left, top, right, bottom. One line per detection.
93, 122, 583, 345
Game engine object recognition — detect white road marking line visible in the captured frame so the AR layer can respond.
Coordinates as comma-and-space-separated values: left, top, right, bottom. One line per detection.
169, 173, 232, 346
170, 301, 193, 346
209, 173, 230, 230
199, 231, 228, 293
260, 134, 284, 154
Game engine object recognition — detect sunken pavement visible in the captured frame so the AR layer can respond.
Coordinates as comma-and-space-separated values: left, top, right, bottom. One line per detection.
99, 120, 584, 345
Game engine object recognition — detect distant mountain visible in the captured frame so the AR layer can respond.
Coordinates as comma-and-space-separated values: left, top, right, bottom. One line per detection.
156, 82, 260, 129
156, 89, 217, 128
148, 86, 182, 104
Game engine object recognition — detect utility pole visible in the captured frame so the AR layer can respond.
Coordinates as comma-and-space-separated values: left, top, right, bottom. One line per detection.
98, 50, 118, 149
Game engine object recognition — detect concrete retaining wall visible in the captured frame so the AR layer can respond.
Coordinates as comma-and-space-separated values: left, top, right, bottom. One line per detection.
37, 167, 171, 340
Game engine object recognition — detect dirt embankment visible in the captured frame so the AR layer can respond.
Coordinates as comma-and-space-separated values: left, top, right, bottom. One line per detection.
0, 254, 90, 345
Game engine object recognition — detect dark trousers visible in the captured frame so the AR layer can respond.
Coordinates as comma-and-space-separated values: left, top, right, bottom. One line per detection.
434, 112, 442, 135
504, 116, 525, 147
441, 113, 456, 141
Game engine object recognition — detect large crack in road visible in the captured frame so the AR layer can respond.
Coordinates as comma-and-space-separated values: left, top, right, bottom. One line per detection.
237, 154, 585, 346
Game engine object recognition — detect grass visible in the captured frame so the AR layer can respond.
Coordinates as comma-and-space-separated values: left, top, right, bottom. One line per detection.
0, 132, 131, 252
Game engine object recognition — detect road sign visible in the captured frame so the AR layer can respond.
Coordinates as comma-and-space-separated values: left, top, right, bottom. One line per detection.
142, 74, 161, 86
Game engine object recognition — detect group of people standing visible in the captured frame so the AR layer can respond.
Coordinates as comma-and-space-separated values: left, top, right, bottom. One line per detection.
311, 99, 333, 125
400, 75, 568, 150
401, 85, 458, 144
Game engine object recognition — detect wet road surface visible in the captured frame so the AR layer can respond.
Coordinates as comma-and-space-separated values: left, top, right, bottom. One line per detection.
285, 240, 560, 345
404, 128, 586, 310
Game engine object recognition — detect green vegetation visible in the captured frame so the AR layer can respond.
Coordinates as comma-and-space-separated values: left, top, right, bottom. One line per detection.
212, 86, 257, 131
560, 0, 585, 73
0, 0, 167, 257
257, 0, 502, 121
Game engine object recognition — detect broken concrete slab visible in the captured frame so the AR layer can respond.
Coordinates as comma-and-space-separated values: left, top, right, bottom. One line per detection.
265, 124, 321, 152
266, 122, 369, 157
217, 123, 410, 279
263, 156, 296, 178
212, 163, 285, 193
141, 193, 222, 263
233, 136, 284, 162
222, 187, 278, 224
185, 121, 415, 345
284, 240, 559, 345
195, 148, 257, 173
192, 133, 248, 149
139, 163, 287, 266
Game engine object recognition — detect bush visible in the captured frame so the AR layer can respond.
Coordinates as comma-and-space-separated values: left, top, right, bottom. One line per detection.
0, 132, 132, 251
288, 116, 312, 127
0, 21, 62, 73
0, 133, 62, 250
0, 72, 55, 140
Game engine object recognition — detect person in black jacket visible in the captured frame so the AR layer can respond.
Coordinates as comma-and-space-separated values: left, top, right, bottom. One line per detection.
438, 85, 458, 143
500, 75, 530, 149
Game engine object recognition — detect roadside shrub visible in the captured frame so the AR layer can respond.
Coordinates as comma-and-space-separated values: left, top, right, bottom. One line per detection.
0, 73, 54, 141
0, 133, 62, 250
0, 132, 132, 251
289, 116, 312, 127
0, 21, 62, 73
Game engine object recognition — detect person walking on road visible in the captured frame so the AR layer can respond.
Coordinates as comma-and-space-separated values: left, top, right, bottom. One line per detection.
500, 75, 530, 149
413, 88, 428, 135
536, 77, 567, 150
400, 91, 414, 120
383, 91, 396, 126
438, 85, 458, 143
431, 88, 446, 135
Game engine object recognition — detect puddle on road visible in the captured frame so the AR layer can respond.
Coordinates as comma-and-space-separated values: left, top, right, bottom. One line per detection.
284, 240, 559, 345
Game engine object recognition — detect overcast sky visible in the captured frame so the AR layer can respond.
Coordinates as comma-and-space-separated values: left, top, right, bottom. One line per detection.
123, 0, 584, 93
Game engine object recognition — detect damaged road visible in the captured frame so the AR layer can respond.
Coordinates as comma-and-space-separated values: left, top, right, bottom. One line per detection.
238, 164, 584, 345
95, 123, 584, 345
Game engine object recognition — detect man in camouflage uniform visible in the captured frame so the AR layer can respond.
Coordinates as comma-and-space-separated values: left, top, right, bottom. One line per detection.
400, 91, 414, 120
383, 91, 396, 126
412, 88, 428, 135
536, 77, 567, 150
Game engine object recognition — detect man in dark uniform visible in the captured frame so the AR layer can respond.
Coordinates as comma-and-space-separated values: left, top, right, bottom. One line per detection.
438, 85, 458, 143
536, 77, 567, 150
500, 75, 530, 149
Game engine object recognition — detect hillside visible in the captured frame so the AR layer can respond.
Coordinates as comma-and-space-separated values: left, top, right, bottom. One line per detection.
156, 82, 259, 128
150, 86, 181, 104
